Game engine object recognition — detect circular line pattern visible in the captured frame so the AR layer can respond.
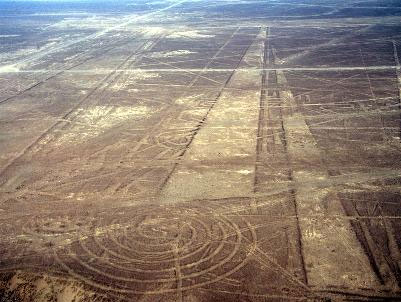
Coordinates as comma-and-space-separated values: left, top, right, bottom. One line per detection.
51, 205, 257, 296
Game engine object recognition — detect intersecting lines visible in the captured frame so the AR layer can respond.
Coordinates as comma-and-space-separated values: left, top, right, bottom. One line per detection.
47, 205, 256, 298
0, 199, 311, 301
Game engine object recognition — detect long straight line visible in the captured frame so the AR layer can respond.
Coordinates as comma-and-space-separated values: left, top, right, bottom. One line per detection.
188, 27, 242, 87
0, 37, 129, 105
393, 40, 401, 139
254, 26, 268, 191
158, 28, 258, 191
0, 38, 156, 181
2, 65, 397, 74
0, 0, 188, 70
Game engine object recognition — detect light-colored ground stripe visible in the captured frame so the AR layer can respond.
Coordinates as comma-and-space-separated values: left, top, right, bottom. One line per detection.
276, 70, 380, 288
0, 65, 398, 74
161, 88, 261, 203
160, 32, 264, 203
393, 40, 401, 139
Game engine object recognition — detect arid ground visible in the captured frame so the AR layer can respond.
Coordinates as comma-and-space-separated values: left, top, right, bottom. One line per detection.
1, 0, 401, 301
